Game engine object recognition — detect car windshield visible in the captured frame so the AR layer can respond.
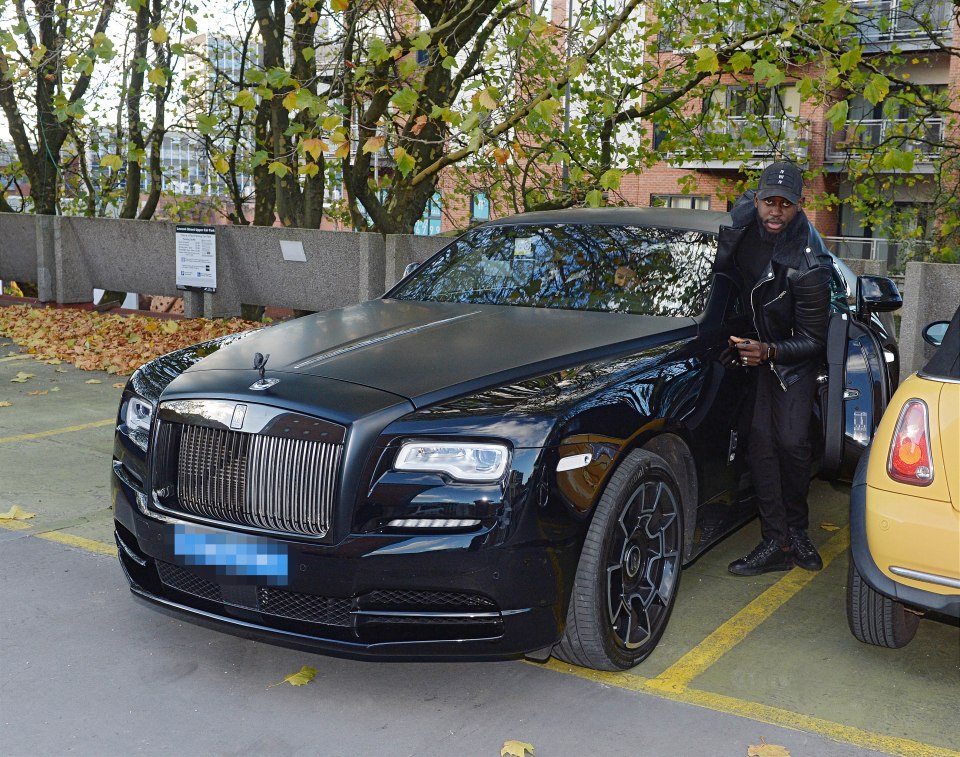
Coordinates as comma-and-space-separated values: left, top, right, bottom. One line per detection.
390, 223, 716, 318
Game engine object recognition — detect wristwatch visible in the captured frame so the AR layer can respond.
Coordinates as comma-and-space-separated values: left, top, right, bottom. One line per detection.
765, 343, 777, 362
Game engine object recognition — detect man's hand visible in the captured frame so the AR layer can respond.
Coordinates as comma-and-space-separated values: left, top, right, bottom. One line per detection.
730, 336, 766, 367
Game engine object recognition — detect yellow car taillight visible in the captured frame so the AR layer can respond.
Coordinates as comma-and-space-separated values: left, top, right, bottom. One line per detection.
887, 399, 934, 486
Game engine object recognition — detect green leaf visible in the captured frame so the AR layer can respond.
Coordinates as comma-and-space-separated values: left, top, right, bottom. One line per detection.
441, 56, 456, 70
599, 168, 622, 191
398, 56, 418, 77
301, 47, 315, 62
100, 154, 123, 171
752, 60, 784, 86
270, 666, 317, 688
267, 161, 289, 178
196, 114, 218, 135
839, 46, 862, 72
694, 48, 719, 73
146, 66, 167, 87
586, 189, 603, 207
825, 100, 849, 130
184, 16, 198, 33
881, 149, 915, 172
729, 51, 752, 74
266, 67, 292, 88
150, 24, 168, 44
233, 89, 258, 111
368, 38, 389, 64
391, 87, 418, 113
394, 147, 416, 177
863, 74, 890, 106
251, 150, 269, 167
411, 33, 431, 51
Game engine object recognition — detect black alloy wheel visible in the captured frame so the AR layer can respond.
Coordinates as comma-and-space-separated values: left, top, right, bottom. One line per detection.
554, 449, 683, 671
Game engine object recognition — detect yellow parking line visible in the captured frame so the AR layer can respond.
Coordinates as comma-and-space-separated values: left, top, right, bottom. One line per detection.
36, 531, 116, 557
0, 418, 115, 444
649, 527, 851, 692
540, 660, 957, 757
0, 519, 32, 531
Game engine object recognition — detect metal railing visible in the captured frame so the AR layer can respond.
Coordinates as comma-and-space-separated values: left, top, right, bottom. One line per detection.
668, 116, 810, 163
825, 118, 943, 163
849, 0, 954, 44
823, 235, 933, 269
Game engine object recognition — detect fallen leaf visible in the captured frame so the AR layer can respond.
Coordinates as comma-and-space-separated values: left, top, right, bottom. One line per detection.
50, 387, 59, 392
501, 741, 535, 757
820, 521, 841, 532
44, 358, 62, 365
0, 505, 36, 521
112, 382, 126, 389
269, 665, 317, 688
55, 368, 68, 373
27, 390, 48, 396
10, 371, 34, 383
85, 379, 102, 384
748, 740, 791, 756
0, 401, 11, 407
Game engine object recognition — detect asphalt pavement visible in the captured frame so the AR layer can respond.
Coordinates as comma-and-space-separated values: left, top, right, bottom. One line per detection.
1, 334, 958, 757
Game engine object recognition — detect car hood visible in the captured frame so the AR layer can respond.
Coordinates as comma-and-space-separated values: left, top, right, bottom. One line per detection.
177, 299, 696, 408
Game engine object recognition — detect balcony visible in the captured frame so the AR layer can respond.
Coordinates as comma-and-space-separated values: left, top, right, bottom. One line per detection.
669, 116, 810, 169
825, 118, 943, 170
849, 0, 954, 51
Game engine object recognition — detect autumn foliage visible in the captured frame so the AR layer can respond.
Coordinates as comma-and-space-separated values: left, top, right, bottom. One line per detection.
0, 305, 259, 376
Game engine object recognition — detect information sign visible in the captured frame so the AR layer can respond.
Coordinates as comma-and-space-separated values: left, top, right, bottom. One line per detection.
175, 224, 217, 292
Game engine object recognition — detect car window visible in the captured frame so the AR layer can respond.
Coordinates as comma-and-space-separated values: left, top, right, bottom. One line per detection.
391, 223, 716, 317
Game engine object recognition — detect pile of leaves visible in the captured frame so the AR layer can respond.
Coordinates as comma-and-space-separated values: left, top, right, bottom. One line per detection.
0, 305, 260, 376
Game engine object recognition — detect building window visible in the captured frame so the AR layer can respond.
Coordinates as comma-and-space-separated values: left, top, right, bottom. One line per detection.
414, 192, 442, 235
470, 191, 490, 222
651, 194, 710, 210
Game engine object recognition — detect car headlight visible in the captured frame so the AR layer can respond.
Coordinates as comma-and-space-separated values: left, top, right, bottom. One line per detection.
394, 441, 509, 482
124, 395, 154, 450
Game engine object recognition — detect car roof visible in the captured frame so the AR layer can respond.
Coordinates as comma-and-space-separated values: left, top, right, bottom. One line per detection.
483, 207, 732, 235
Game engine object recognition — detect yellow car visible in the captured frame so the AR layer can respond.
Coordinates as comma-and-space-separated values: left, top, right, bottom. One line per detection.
848, 306, 960, 647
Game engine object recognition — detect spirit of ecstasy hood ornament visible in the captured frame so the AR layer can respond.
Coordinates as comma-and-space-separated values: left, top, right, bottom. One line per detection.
250, 352, 280, 390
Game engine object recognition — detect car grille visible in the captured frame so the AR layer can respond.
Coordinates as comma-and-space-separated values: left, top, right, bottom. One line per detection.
154, 416, 343, 538
258, 587, 352, 626
156, 560, 223, 603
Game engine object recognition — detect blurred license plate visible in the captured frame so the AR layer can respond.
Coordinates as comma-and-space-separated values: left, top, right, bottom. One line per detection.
169, 523, 289, 584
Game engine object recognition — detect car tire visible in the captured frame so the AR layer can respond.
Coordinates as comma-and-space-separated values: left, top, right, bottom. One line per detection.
846, 554, 920, 648
553, 449, 683, 671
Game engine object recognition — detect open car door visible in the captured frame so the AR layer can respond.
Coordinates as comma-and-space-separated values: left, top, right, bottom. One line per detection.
819, 276, 901, 480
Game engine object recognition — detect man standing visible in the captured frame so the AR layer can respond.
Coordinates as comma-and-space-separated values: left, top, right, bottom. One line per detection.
716, 161, 832, 576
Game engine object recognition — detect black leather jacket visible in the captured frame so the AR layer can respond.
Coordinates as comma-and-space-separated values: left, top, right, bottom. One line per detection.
714, 192, 832, 391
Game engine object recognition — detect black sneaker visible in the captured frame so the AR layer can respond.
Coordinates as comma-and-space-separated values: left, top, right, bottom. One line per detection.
728, 539, 794, 576
788, 527, 823, 571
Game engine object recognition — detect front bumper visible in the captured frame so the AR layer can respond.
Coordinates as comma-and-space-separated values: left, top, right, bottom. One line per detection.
849, 450, 960, 618
113, 462, 573, 661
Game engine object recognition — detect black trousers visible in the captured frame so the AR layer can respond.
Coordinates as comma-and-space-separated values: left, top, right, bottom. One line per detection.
747, 365, 818, 545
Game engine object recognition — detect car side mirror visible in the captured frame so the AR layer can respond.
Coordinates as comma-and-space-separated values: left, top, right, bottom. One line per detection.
922, 320, 949, 347
402, 262, 420, 279
856, 275, 902, 317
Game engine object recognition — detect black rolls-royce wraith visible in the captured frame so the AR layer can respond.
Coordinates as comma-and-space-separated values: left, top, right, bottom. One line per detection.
112, 208, 901, 670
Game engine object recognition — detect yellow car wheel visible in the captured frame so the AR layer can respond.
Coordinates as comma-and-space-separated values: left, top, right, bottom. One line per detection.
847, 556, 920, 648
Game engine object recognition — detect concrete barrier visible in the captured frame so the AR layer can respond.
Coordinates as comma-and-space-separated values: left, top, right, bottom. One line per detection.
897, 262, 960, 379
0, 215, 448, 318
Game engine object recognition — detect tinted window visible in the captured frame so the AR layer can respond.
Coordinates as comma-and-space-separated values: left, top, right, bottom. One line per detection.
391, 223, 716, 317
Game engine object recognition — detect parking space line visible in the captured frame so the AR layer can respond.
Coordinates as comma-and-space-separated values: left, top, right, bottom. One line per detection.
0, 418, 115, 444
36, 531, 116, 557
649, 526, 851, 692
540, 660, 958, 757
